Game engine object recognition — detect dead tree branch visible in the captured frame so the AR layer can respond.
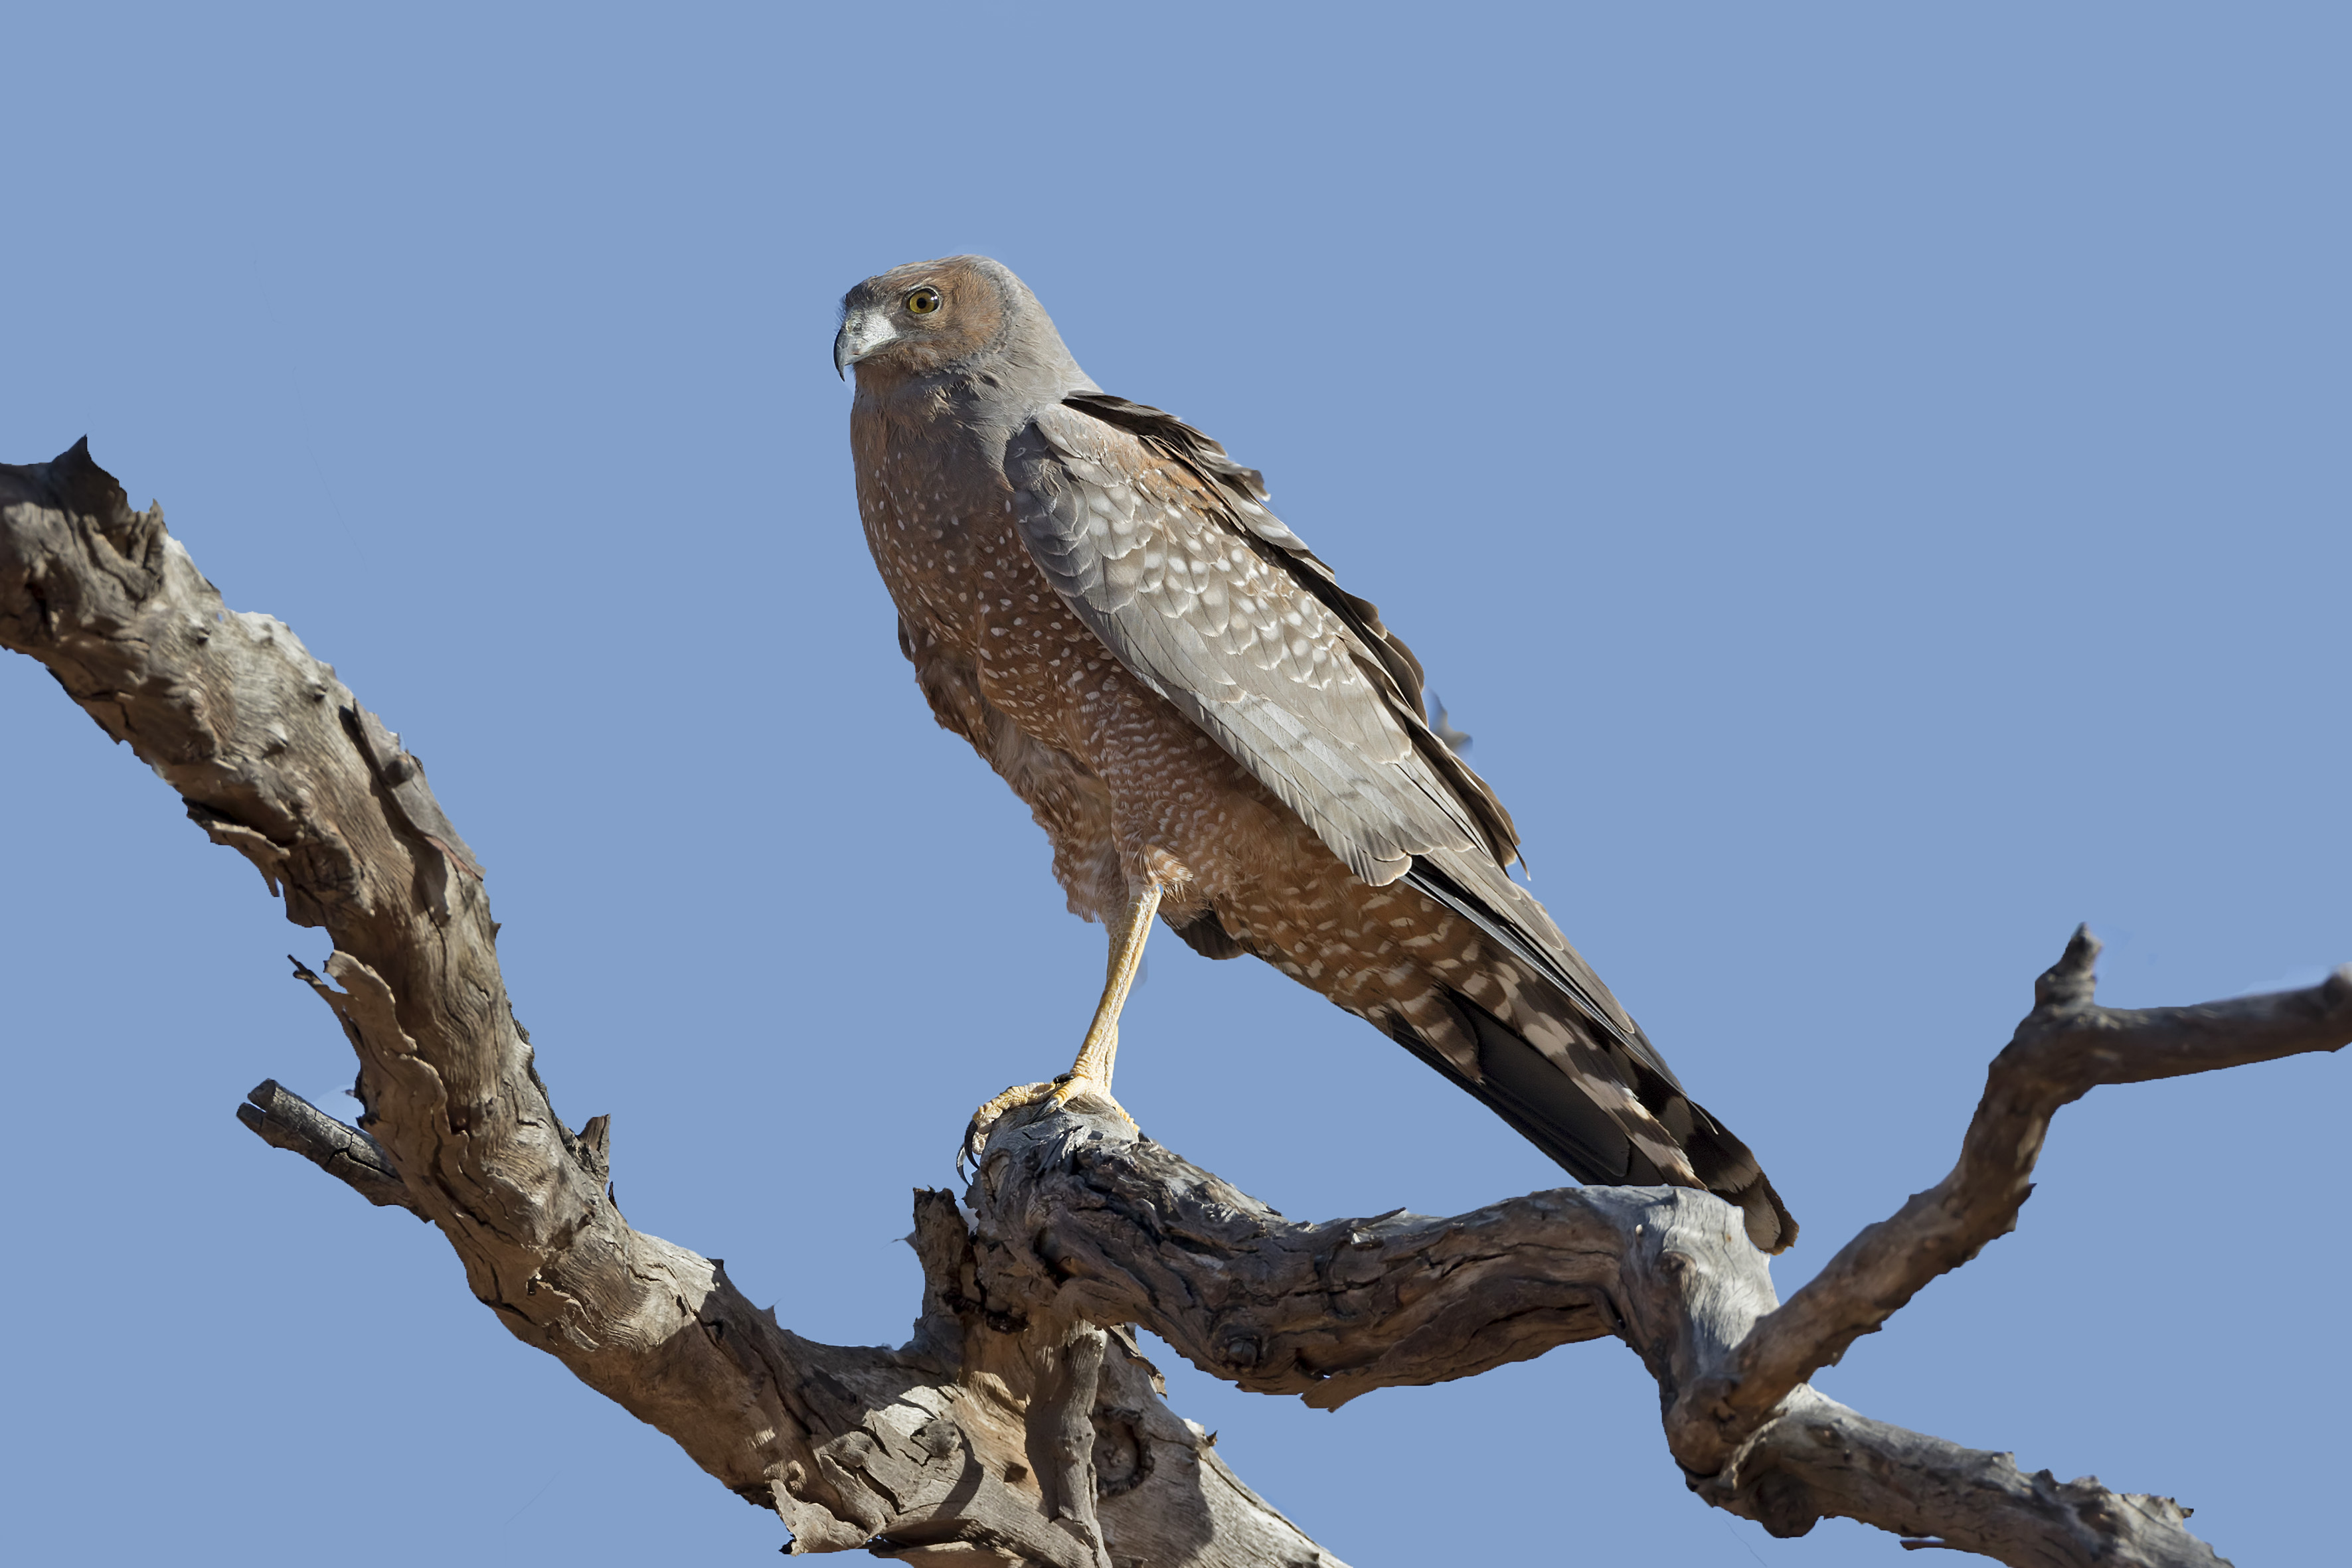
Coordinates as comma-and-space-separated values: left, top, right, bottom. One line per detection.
8, 439, 2340, 1567
0, 440, 1333, 1567
1677, 929, 2352, 1478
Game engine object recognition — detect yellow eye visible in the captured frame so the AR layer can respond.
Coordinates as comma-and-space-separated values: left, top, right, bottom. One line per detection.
905, 287, 942, 315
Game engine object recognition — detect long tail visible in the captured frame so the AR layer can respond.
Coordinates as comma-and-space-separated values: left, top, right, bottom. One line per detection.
1388, 858, 1798, 1253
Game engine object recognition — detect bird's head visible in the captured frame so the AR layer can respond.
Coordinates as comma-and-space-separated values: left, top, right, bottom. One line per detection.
834, 255, 1092, 399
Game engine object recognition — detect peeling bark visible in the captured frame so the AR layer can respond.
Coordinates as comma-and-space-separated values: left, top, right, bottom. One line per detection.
8, 440, 2341, 1567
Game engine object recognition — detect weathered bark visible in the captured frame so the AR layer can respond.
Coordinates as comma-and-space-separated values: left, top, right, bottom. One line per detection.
0, 439, 1335, 1568
7, 439, 2343, 1566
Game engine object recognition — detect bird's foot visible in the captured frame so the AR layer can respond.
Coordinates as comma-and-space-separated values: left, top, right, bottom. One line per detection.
958, 1071, 1135, 1175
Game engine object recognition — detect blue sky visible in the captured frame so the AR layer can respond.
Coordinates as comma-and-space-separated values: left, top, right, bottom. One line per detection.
3, 5, 2345, 1563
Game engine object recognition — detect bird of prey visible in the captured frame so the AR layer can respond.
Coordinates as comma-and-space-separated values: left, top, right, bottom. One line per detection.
835, 256, 1795, 1251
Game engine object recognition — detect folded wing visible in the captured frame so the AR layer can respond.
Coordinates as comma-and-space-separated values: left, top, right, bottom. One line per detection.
1003, 396, 1794, 1250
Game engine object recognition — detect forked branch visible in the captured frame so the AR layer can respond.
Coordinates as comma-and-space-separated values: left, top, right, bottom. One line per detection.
1675, 930, 2352, 1476
9, 441, 2339, 1567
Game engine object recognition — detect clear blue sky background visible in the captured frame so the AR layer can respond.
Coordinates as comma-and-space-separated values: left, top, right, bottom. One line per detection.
4, 5, 2345, 1564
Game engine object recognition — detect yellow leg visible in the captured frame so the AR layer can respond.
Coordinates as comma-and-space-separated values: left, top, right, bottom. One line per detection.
1068, 879, 1159, 1093
962, 882, 1161, 1169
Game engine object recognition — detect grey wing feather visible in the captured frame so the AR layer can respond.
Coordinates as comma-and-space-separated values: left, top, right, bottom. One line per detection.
1005, 398, 1796, 1249
1007, 402, 1490, 886
1009, 399, 1692, 1091
1064, 394, 1520, 862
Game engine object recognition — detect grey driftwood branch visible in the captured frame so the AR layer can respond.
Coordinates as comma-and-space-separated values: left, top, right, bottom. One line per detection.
7, 440, 2343, 1567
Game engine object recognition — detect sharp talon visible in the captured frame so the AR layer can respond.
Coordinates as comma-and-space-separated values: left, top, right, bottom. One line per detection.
958, 1071, 1138, 1176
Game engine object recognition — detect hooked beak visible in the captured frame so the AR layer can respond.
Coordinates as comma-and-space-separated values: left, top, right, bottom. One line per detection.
833, 309, 898, 379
